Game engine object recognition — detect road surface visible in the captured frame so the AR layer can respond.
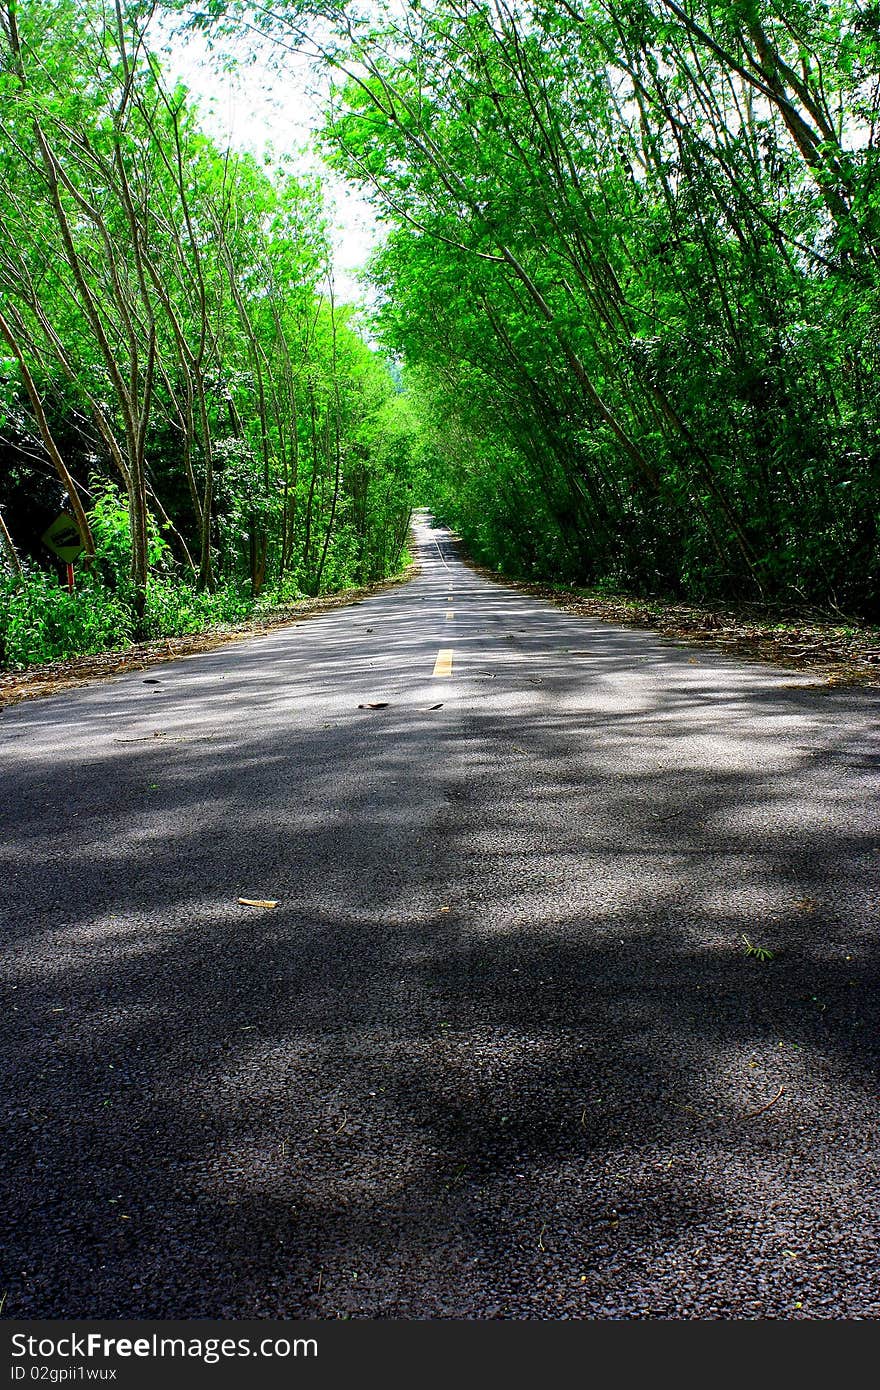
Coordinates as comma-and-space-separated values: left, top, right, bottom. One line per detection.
1, 513, 878, 1318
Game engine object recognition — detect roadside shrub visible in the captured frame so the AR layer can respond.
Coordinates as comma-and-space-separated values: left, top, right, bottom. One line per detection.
0, 568, 134, 668
88, 478, 170, 599
143, 576, 251, 637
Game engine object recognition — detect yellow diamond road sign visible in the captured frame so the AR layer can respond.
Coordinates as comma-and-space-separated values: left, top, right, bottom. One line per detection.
42, 513, 85, 563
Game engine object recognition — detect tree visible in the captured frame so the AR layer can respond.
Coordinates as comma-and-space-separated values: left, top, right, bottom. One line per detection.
0, 0, 418, 658
201, 0, 879, 613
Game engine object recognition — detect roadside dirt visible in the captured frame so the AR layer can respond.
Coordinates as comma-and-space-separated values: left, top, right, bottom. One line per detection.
466, 562, 880, 689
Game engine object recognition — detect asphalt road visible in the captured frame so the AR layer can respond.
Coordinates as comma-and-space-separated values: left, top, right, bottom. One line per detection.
1, 512, 878, 1319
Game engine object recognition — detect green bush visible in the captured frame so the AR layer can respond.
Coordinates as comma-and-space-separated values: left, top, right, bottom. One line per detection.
143, 577, 251, 637
0, 566, 260, 667
0, 568, 134, 668
88, 478, 170, 599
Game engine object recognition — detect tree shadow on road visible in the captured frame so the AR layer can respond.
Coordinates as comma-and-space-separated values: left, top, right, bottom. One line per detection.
1, 584, 878, 1319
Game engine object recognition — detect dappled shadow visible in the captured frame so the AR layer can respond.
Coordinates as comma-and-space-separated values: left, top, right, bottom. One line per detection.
1, 519, 878, 1318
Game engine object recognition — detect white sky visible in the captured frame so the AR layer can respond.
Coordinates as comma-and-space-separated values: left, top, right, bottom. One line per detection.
155, 20, 382, 307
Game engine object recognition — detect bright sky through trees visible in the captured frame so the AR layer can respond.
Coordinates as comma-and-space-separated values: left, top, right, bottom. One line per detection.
157, 16, 381, 305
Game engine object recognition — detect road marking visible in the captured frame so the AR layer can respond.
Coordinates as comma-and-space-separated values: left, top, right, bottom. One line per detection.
434, 537, 452, 571
433, 648, 454, 678
446, 609, 454, 620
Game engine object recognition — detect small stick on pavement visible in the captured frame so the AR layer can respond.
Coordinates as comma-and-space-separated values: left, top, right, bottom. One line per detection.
742, 1085, 784, 1120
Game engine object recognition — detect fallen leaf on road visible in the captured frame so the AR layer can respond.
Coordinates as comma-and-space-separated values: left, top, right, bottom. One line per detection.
238, 898, 278, 908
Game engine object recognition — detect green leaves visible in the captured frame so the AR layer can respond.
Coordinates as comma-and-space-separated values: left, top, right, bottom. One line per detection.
303, 0, 880, 615
0, 567, 134, 667
0, 0, 420, 665
742, 935, 775, 964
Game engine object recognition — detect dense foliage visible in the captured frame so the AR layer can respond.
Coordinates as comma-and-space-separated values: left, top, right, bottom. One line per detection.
0, 0, 417, 667
206, 0, 879, 617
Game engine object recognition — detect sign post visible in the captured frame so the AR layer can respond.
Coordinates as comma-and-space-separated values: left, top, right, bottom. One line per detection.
41, 514, 85, 594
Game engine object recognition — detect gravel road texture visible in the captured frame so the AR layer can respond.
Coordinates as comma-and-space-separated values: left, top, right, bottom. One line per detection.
1, 513, 878, 1319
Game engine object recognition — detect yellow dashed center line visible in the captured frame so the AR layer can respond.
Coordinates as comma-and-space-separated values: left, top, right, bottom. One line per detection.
433, 648, 454, 678
446, 609, 454, 620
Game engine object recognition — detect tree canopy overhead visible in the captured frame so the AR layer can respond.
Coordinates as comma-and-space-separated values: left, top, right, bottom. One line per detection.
3, 0, 879, 674
196, 0, 879, 616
